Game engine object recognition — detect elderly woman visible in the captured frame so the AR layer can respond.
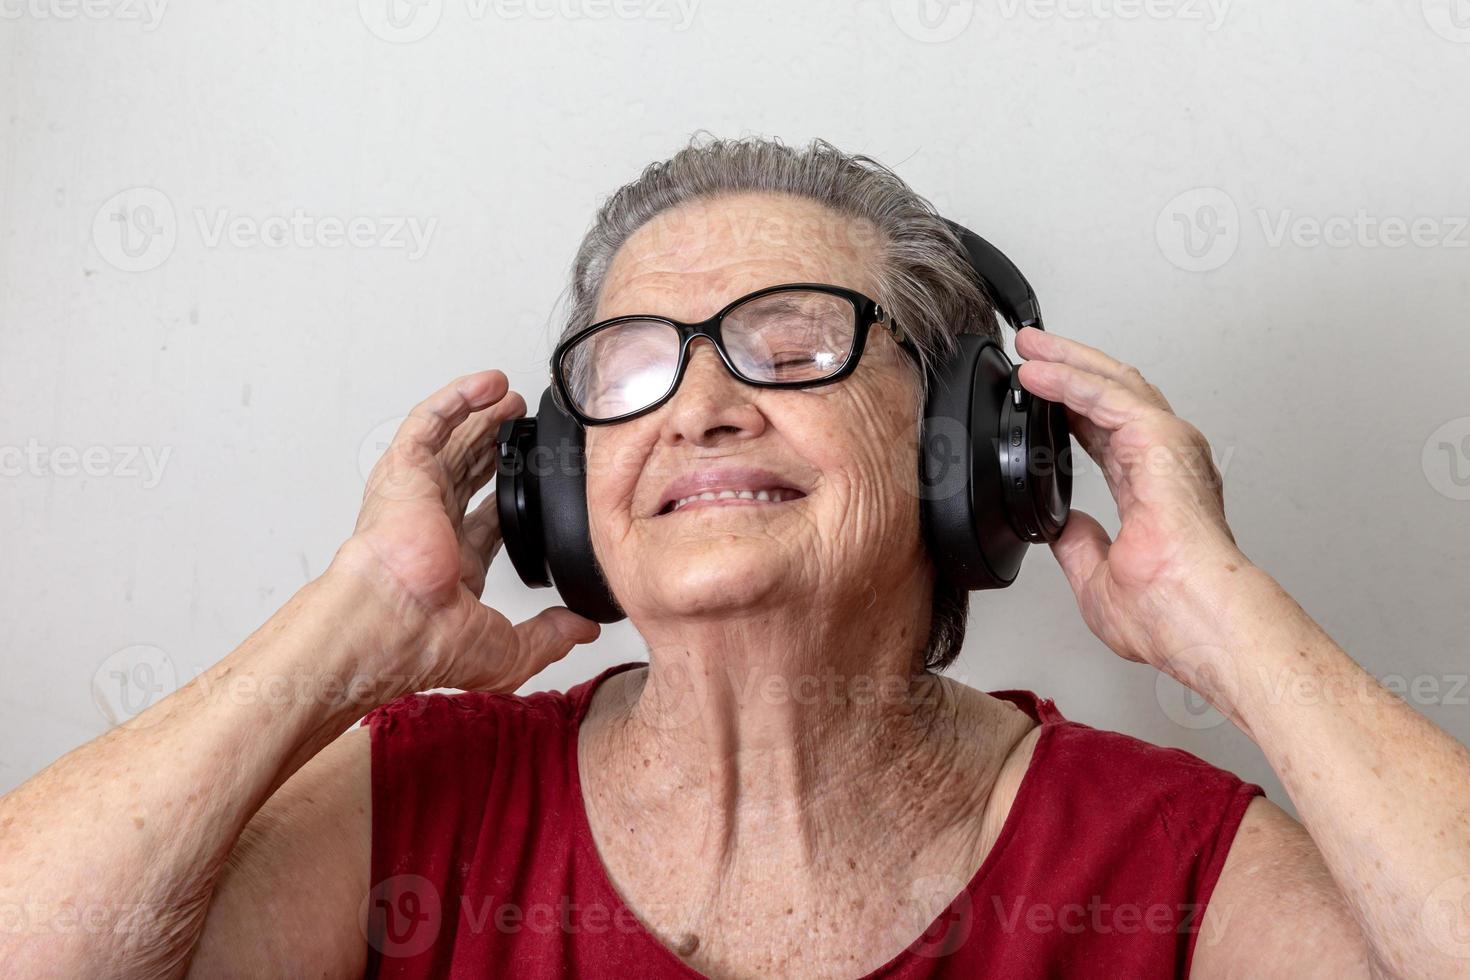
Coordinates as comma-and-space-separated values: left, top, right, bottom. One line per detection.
3, 137, 1468, 979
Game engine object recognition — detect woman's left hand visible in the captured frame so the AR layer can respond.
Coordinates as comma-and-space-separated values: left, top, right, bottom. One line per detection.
1013, 325, 1249, 674
1016, 328, 1470, 980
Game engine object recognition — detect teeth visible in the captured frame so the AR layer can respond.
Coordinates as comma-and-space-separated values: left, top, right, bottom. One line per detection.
670, 487, 798, 512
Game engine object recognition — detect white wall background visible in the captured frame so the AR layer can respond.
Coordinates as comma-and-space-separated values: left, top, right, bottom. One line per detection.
2, 0, 1468, 814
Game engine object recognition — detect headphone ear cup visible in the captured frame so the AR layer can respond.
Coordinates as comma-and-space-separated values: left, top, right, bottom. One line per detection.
1000, 382, 1072, 544
495, 415, 551, 589
921, 334, 1069, 590
529, 388, 626, 624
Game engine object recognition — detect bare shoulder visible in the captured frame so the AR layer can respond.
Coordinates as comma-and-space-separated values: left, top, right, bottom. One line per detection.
1191, 796, 1375, 979
186, 724, 373, 979
937, 678, 1043, 843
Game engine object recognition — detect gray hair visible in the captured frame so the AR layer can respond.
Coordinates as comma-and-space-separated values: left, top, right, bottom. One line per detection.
556, 134, 1001, 674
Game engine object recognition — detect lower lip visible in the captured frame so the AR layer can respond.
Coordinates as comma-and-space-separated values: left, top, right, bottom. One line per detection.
661, 495, 804, 517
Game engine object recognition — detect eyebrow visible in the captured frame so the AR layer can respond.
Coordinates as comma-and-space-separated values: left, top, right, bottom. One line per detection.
595, 284, 841, 325
739, 298, 811, 316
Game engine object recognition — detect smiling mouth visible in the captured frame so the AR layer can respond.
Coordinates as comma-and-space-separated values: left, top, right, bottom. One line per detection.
657, 487, 807, 516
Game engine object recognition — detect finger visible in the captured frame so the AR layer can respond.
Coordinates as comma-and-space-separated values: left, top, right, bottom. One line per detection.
393, 370, 510, 461
1049, 508, 1112, 597
1059, 405, 1113, 478
444, 390, 527, 516
458, 492, 502, 597
490, 607, 601, 690
1014, 326, 1173, 413
1017, 359, 1166, 435
1013, 358, 1117, 470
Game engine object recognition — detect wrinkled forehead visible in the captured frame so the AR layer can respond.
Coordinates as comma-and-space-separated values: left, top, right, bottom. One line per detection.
595, 192, 886, 324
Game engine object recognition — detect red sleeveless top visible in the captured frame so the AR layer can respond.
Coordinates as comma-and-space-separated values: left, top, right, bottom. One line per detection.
360, 661, 1261, 979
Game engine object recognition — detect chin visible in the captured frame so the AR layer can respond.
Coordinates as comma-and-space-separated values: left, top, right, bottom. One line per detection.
638, 538, 792, 618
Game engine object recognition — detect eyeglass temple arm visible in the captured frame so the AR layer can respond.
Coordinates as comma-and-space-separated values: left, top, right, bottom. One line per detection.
872, 304, 920, 357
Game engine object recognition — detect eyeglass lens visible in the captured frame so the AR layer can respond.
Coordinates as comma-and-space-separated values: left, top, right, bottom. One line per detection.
559, 288, 858, 421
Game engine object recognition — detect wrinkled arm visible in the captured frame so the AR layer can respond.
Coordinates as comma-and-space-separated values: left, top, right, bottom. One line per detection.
0, 572, 401, 979
185, 725, 373, 979
1194, 796, 1377, 978
1180, 564, 1470, 979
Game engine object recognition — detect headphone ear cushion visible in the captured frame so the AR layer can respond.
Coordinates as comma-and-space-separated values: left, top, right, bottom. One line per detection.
920, 334, 1032, 590
532, 389, 626, 624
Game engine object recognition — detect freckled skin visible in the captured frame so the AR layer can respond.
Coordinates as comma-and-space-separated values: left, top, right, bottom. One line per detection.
572, 192, 1041, 978
585, 192, 924, 630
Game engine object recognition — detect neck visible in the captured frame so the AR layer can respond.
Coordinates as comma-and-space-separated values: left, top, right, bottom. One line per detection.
583, 575, 1004, 871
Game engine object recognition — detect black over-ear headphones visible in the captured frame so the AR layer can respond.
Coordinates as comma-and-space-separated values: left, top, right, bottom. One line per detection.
494, 219, 1072, 624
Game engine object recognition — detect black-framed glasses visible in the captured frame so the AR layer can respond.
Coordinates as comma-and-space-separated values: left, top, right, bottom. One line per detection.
552, 282, 919, 426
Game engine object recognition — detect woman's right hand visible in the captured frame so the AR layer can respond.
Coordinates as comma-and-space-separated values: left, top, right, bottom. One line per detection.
329, 369, 600, 694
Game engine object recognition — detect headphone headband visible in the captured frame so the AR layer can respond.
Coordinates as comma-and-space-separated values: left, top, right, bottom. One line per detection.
941, 218, 1044, 331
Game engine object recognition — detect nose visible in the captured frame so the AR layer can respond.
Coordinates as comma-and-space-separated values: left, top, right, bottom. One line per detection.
659, 338, 767, 448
